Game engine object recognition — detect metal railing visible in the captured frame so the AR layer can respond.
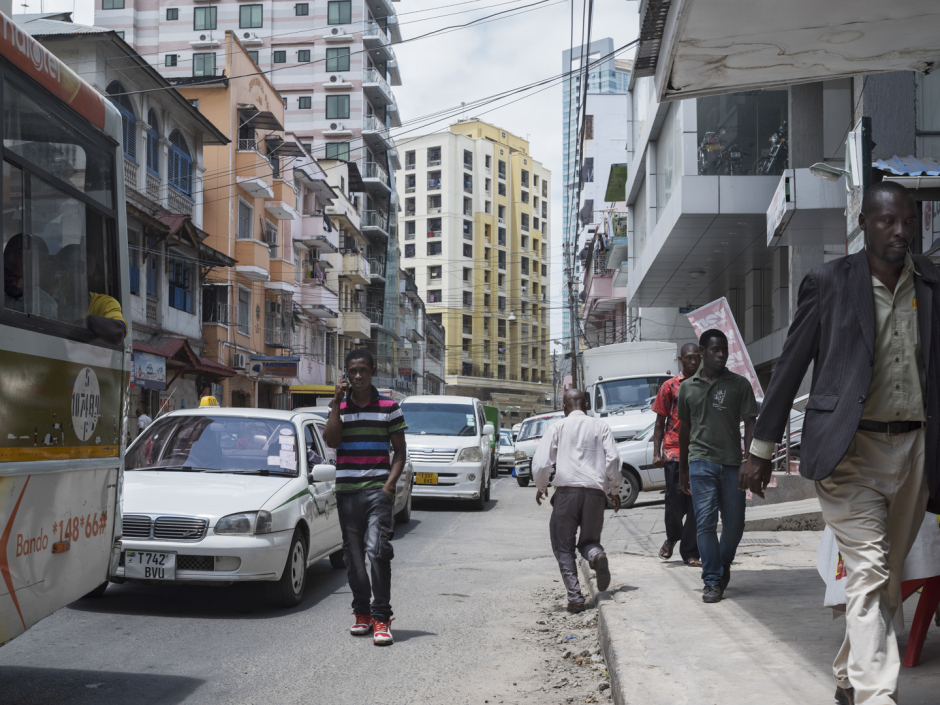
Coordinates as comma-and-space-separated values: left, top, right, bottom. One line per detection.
427, 343, 443, 361
593, 258, 614, 276
367, 256, 386, 278
238, 138, 257, 151
361, 209, 389, 231
362, 114, 390, 142
363, 20, 390, 44
366, 307, 384, 325
425, 318, 444, 342
362, 161, 389, 186
202, 301, 232, 325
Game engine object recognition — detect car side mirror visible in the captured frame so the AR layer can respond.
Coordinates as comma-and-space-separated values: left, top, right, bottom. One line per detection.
584, 397, 591, 410
482, 423, 495, 436
310, 463, 336, 483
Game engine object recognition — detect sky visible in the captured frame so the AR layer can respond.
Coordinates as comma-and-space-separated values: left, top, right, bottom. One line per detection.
40, 0, 640, 349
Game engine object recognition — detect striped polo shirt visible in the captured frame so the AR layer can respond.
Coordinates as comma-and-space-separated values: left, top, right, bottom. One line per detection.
331, 386, 408, 493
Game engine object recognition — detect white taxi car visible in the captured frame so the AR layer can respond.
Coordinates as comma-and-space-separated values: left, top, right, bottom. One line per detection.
112, 408, 346, 607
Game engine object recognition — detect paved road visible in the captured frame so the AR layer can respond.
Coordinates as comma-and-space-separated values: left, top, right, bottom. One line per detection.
0, 477, 652, 705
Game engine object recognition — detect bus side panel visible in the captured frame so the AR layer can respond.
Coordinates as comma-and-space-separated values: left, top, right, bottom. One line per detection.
0, 465, 118, 646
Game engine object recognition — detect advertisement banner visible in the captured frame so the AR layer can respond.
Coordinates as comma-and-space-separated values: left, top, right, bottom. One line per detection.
132, 352, 166, 390
685, 297, 763, 401
248, 356, 299, 378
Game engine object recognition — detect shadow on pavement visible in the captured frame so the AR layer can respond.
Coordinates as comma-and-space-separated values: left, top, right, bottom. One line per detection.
66, 559, 348, 621
391, 518, 421, 539
0, 667, 202, 705
391, 629, 437, 643
413, 497, 499, 513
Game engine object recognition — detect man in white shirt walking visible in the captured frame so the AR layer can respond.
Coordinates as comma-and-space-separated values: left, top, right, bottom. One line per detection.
532, 389, 622, 613
136, 408, 152, 437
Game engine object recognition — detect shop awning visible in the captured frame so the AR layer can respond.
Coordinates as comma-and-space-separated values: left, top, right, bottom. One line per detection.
875, 156, 940, 200
638, 0, 940, 102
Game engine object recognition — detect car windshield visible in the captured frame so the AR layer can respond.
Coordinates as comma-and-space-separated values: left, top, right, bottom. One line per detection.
401, 403, 477, 436
126, 415, 300, 477
595, 377, 669, 413
499, 433, 513, 447
517, 415, 562, 441
634, 422, 656, 441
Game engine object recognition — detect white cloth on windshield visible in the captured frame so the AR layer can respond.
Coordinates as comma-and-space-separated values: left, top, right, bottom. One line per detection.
532, 410, 621, 494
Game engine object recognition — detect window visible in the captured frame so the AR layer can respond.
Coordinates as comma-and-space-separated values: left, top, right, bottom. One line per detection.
298, 96, 312, 110
239, 4, 263, 28
484, 247, 490, 261
405, 150, 415, 169
238, 200, 253, 239
485, 155, 492, 169
326, 47, 350, 72
463, 243, 472, 258
115, 31, 125, 39
484, 178, 491, 193
166, 8, 178, 20
534, 174, 539, 187
427, 242, 442, 256
168, 130, 193, 197
484, 293, 490, 308
542, 202, 547, 218
169, 259, 193, 313
427, 289, 443, 304
498, 320, 506, 338
194, 6, 217, 30
404, 244, 415, 258
585, 115, 594, 140
463, 292, 473, 308
464, 150, 473, 169
427, 194, 441, 212
521, 190, 529, 204
463, 267, 471, 282
326, 95, 349, 119
521, 213, 530, 231
426, 171, 441, 190
263, 221, 279, 259
497, 182, 506, 197
327, 0, 351, 24
325, 142, 350, 161
498, 227, 506, 246
521, 235, 528, 249
103, 0, 124, 8
247, 50, 259, 64
497, 296, 506, 312
484, 270, 490, 283
534, 217, 540, 231
521, 169, 529, 188
192, 52, 216, 77
105, 82, 138, 163
498, 273, 505, 288
405, 197, 415, 216
273, 50, 286, 63
146, 109, 159, 175
542, 181, 548, 198
498, 204, 506, 221
463, 173, 472, 193
405, 221, 416, 239
498, 160, 506, 179
298, 49, 311, 62
238, 287, 251, 335
295, 2, 309, 15
521, 257, 529, 275
498, 250, 506, 270
405, 174, 416, 193
429, 266, 442, 279
463, 197, 472, 216
427, 217, 441, 236
165, 54, 177, 67
427, 146, 441, 166
463, 221, 473, 240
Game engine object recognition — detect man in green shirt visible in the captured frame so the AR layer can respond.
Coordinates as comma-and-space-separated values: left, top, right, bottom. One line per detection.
678, 328, 759, 603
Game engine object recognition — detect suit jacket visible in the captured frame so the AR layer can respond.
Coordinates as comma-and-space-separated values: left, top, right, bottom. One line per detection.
753, 250, 940, 511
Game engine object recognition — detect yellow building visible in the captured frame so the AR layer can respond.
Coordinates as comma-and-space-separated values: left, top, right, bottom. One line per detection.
394, 120, 552, 421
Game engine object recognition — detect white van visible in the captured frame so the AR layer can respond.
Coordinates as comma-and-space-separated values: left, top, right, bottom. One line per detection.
400, 396, 495, 509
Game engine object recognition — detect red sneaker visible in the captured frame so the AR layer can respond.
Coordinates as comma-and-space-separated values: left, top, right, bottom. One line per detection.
373, 618, 394, 646
350, 613, 373, 636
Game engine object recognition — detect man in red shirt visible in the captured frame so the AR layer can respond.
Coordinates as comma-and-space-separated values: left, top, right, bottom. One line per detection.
652, 343, 701, 565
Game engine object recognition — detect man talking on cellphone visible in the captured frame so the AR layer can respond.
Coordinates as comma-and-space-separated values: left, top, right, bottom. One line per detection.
323, 348, 408, 646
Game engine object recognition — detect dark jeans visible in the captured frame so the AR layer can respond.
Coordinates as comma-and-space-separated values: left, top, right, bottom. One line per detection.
336, 487, 395, 621
688, 460, 745, 586
549, 486, 608, 604
664, 461, 699, 561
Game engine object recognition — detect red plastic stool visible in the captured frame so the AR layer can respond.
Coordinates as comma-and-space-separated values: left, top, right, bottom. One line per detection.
901, 576, 940, 667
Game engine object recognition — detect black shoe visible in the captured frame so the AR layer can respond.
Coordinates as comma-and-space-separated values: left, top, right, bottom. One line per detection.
566, 601, 585, 614
702, 585, 724, 603
594, 553, 610, 592
718, 563, 731, 590
835, 685, 855, 705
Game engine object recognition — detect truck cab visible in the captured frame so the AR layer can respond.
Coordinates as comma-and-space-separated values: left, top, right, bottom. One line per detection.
585, 374, 672, 443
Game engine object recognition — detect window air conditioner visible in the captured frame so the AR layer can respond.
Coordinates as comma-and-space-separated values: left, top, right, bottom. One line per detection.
232, 352, 246, 369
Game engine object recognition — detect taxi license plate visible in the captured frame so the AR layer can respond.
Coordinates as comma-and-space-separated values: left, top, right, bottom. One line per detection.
125, 551, 176, 580
416, 473, 438, 485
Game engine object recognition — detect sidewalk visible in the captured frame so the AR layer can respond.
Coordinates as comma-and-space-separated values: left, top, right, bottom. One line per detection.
581, 501, 940, 705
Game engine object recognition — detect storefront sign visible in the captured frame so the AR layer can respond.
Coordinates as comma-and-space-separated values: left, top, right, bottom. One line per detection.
766, 172, 791, 246
248, 356, 299, 378
685, 298, 763, 401
132, 352, 166, 390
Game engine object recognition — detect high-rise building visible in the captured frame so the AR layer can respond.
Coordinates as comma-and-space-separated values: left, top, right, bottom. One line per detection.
393, 121, 552, 420
561, 38, 629, 344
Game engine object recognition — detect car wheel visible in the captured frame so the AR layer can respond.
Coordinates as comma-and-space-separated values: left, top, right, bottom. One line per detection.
516, 477, 530, 488
469, 474, 486, 511
394, 492, 412, 524
266, 530, 307, 608
329, 548, 345, 569
490, 457, 499, 480
82, 581, 109, 598
619, 467, 641, 509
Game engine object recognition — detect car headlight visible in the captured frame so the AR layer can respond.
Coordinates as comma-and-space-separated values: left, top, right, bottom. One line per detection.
514, 450, 528, 461
457, 446, 482, 463
214, 510, 273, 535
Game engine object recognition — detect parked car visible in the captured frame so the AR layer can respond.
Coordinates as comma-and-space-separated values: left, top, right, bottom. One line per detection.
616, 421, 666, 508
497, 430, 516, 473
512, 410, 565, 487
511, 423, 522, 442
400, 396, 495, 509
483, 405, 500, 479
112, 408, 411, 608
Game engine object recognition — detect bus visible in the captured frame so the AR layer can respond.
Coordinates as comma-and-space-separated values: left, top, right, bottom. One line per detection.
0, 13, 129, 646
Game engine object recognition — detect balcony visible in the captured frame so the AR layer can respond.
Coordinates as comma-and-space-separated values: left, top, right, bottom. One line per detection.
234, 239, 270, 281
265, 180, 298, 221
265, 318, 292, 349
235, 149, 273, 198
361, 209, 389, 239
367, 256, 386, 281
340, 252, 370, 285
362, 68, 393, 109
339, 309, 371, 340
124, 157, 138, 192
202, 301, 232, 325
362, 21, 393, 62
299, 215, 339, 251
297, 280, 338, 317
362, 114, 392, 152
361, 161, 391, 195
168, 187, 194, 217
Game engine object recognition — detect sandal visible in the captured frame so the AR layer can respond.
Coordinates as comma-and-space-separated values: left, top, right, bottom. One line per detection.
659, 540, 676, 560
684, 558, 702, 567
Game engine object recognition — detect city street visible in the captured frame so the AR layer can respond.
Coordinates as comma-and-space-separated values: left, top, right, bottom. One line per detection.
0, 477, 638, 705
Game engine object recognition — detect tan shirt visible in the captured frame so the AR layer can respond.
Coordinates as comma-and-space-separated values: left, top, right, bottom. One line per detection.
750, 253, 925, 460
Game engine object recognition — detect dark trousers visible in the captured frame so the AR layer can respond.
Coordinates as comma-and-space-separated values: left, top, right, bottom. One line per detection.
549, 486, 608, 604
336, 487, 395, 621
664, 461, 699, 561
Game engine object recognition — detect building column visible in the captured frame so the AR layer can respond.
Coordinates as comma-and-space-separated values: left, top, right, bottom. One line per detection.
743, 269, 762, 345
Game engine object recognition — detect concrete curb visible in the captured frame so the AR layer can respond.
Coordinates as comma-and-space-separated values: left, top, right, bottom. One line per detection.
578, 556, 624, 705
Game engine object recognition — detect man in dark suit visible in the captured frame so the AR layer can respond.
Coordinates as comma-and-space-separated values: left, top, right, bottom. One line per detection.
742, 181, 940, 705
